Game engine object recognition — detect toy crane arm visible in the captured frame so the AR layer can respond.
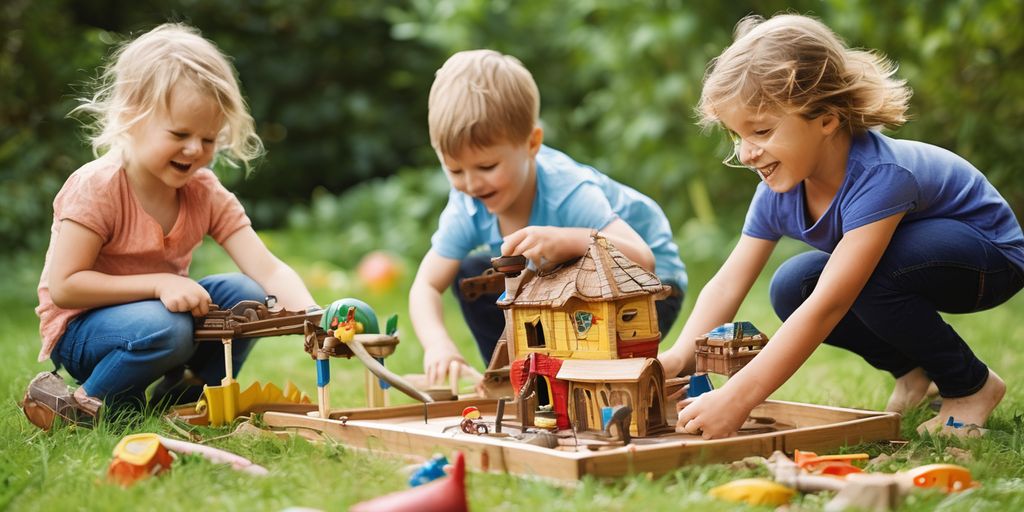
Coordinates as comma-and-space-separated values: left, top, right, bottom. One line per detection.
194, 300, 323, 340
346, 333, 434, 404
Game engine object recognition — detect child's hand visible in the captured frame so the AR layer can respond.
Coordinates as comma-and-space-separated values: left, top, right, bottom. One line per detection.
424, 344, 467, 387
675, 388, 752, 439
154, 274, 212, 317
501, 226, 589, 271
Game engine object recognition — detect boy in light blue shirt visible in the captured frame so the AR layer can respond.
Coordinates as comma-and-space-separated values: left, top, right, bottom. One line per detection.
410, 49, 687, 386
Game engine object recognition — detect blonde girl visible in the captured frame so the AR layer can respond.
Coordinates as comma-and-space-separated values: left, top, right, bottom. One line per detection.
35, 23, 316, 416
663, 14, 1023, 438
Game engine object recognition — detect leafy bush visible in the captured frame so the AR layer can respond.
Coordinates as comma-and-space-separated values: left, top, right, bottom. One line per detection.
4, 0, 1022, 259
282, 166, 451, 269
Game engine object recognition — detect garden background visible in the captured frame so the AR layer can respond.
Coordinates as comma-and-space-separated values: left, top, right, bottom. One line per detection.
2, 0, 1024, 510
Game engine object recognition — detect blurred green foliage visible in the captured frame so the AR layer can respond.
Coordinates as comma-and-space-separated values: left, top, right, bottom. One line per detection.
3, 0, 1022, 261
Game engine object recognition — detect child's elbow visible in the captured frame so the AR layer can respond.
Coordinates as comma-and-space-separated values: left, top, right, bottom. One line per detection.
639, 249, 656, 273
48, 280, 73, 308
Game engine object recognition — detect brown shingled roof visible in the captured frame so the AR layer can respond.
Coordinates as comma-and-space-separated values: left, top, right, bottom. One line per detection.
498, 235, 669, 308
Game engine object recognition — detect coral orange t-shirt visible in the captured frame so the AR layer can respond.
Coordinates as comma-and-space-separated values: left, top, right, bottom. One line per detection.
35, 154, 250, 362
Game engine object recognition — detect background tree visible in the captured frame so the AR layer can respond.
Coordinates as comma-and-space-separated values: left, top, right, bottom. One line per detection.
3, 0, 1022, 264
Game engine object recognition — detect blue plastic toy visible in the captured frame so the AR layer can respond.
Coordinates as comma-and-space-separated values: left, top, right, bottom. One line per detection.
409, 454, 449, 487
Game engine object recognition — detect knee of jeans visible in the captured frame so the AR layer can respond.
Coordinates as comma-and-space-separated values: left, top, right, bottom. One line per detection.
770, 261, 810, 321
204, 273, 267, 305
151, 313, 196, 364
233, 275, 266, 302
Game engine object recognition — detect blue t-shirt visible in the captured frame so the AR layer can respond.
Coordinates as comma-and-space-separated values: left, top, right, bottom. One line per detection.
431, 145, 688, 290
743, 130, 1024, 272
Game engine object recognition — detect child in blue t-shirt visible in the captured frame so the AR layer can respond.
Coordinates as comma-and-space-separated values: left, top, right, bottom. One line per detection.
665, 14, 1023, 438
411, 49, 687, 386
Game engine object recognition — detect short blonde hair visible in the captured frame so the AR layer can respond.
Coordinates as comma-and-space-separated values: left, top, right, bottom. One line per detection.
73, 23, 263, 168
698, 14, 911, 133
428, 49, 540, 156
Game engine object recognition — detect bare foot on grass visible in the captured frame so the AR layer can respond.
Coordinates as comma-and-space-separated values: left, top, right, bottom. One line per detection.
917, 369, 1005, 437
886, 367, 938, 413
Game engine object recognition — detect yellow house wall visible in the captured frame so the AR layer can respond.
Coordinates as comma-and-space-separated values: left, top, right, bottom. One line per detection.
569, 301, 615, 359
614, 297, 659, 342
511, 302, 620, 360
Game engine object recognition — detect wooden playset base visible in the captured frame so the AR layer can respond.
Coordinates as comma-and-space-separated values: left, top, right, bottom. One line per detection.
261, 398, 899, 482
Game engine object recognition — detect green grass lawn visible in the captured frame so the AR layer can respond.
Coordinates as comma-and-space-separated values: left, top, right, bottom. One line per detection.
2, 235, 1024, 511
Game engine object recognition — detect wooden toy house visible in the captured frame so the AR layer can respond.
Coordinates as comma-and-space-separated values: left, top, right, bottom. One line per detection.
694, 321, 769, 376
499, 235, 672, 436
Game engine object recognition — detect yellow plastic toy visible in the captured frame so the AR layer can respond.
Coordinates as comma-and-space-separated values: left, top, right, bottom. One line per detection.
107, 433, 174, 486
709, 478, 796, 506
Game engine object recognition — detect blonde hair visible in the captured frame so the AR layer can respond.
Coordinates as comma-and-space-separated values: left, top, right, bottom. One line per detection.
698, 14, 911, 133
428, 49, 540, 157
73, 23, 263, 168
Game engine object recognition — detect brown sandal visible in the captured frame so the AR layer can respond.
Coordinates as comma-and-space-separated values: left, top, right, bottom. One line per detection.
20, 371, 101, 431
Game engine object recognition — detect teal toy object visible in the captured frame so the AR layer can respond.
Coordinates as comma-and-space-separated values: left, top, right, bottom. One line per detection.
320, 298, 394, 390
321, 298, 379, 334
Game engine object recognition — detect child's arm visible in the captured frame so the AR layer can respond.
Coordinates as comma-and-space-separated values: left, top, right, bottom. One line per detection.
501, 218, 655, 272
409, 250, 469, 385
48, 220, 212, 316
659, 235, 777, 378
677, 214, 905, 439
220, 227, 317, 310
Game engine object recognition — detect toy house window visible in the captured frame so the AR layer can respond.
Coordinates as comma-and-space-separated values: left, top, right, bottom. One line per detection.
525, 319, 546, 348
573, 311, 594, 337
619, 308, 639, 323
610, 390, 631, 409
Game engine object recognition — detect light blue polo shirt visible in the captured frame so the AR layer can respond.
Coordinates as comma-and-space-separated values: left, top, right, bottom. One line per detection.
430, 145, 688, 291
743, 130, 1024, 272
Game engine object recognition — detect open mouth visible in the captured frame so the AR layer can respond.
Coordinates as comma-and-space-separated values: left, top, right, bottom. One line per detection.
476, 191, 497, 201
757, 162, 779, 179
170, 161, 192, 173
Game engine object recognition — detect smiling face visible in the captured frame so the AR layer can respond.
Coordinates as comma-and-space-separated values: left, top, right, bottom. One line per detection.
439, 127, 543, 216
124, 82, 223, 192
716, 102, 839, 193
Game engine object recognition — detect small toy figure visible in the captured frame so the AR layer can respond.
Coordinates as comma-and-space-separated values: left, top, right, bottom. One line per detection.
351, 451, 468, 512
409, 454, 448, 487
460, 406, 489, 435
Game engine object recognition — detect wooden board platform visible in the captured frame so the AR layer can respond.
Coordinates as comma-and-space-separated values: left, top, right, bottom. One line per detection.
262, 399, 899, 482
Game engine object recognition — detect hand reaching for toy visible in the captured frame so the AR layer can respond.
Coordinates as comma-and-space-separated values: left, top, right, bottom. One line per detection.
501, 226, 590, 271
154, 274, 212, 317
424, 343, 468, 387
675, 388, 752, 440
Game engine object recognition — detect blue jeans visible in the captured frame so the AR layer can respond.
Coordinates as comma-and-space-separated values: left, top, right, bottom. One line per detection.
52, 273, 266, 407
769, 219, 1023, 398
453, 254, 684, 363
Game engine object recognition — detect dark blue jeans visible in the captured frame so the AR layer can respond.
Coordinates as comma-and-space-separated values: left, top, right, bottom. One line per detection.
769, 218, 1023, 398
52, 273, 266, 407
453, 254, 684, 363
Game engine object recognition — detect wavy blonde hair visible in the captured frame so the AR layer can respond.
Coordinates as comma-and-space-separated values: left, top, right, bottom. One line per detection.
428, 49, 540, 157
73, 23, 263, 169
698, 14, 911, 133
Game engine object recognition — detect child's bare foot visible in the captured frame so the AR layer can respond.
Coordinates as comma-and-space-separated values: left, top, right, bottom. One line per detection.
917, 369, 1005, 436
886, 367, 936, 413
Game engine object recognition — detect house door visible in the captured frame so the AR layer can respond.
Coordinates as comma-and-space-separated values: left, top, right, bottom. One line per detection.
647, 377, 664, 426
